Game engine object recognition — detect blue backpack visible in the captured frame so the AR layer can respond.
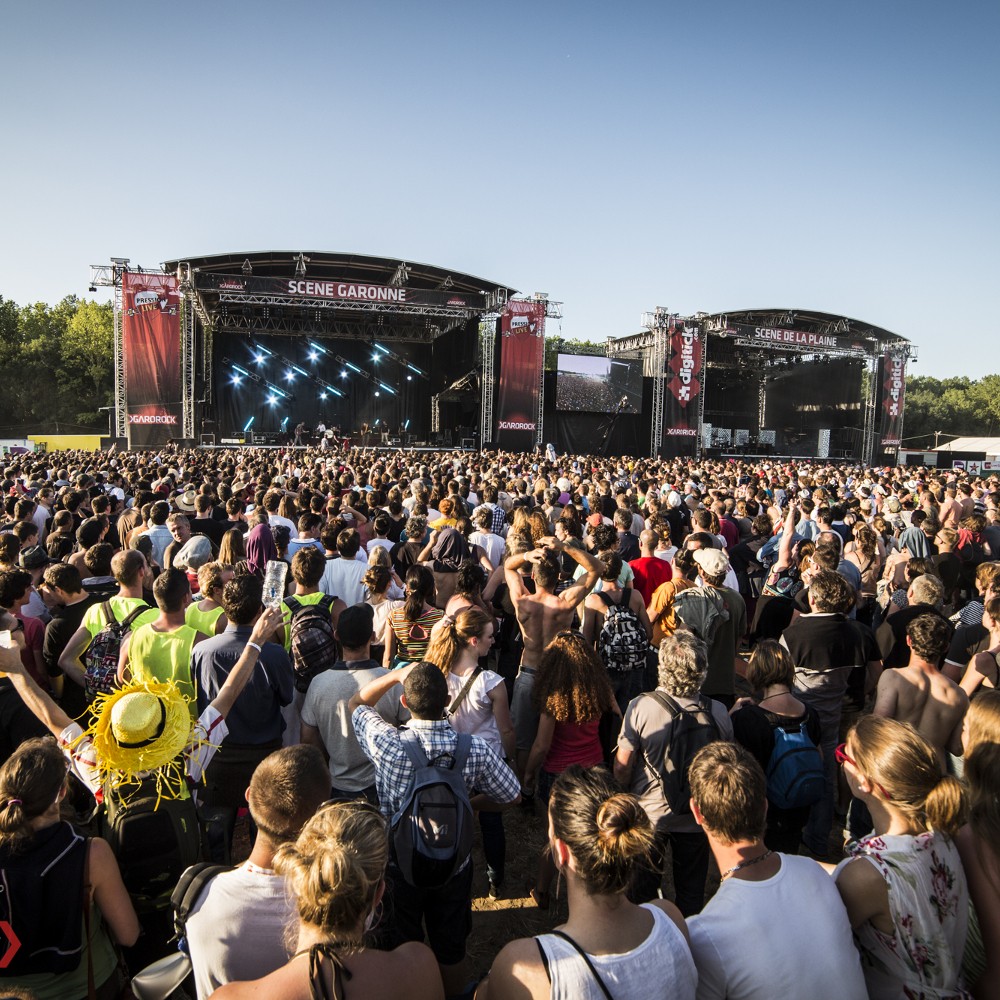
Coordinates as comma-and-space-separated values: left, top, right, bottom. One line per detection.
391, 730, 474, 888
766, 721, 824, 811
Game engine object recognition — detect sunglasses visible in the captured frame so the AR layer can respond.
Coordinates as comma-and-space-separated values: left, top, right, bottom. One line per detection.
835, 743, 891, 800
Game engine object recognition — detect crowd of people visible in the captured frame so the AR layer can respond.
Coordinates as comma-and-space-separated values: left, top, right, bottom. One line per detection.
0, 443, 998, 1000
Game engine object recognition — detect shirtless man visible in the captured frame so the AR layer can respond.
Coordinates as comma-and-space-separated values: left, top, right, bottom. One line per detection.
505, 536, 600, 778
873, 613, 968, 768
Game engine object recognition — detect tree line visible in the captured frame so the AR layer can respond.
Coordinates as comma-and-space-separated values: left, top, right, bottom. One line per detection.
1, 294, 997, 445
0, 295, 114, 434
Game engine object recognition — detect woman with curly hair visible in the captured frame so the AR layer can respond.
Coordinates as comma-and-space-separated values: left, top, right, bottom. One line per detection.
214, 799, 443, 999
523, 631, 617, 909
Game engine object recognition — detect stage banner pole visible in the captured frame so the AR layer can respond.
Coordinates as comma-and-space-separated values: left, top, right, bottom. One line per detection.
494, 300, 545, 450
662, 320, 703, 459
878, 352, 906, 459
122, 272, 182, 447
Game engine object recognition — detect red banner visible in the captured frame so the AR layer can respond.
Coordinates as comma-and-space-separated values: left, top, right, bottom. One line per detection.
495, 300, 545, 449
123, 273, 182, 447
878, 353, 906, 453
662, 322, 703, 456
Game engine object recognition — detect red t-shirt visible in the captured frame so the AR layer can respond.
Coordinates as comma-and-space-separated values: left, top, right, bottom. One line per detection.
18, 615, 49, 692
629, 556, 673, 605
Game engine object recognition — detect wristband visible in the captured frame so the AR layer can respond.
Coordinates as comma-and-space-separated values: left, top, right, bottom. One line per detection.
246, 641, 263, 654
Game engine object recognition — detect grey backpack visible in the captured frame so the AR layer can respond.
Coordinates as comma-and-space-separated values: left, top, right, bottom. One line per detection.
391, 730, 474, 888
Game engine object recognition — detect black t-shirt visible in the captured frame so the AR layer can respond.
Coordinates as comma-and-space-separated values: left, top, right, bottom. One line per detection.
732, 702, 822, 773
946, 621, 990, 668
43, 594, 103, 720
190, 516, 226, 547
0, 679, 48, 766
781, 613, 879, 722
876, 604, 953, 669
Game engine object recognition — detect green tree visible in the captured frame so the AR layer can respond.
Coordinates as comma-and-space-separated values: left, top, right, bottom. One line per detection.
58, 299, 114, 425
544, 335, 607, 370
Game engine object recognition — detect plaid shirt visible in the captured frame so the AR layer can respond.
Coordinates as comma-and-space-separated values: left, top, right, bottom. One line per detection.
352, 709, 521, 818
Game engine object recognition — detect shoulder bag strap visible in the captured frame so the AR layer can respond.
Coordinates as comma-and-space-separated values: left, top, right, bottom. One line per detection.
83, 838, 97, 1000
547, 930, 616, 1000
447, 667, 481, 717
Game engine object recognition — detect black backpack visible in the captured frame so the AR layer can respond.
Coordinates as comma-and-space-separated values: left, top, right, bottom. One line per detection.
596, 589, 648, 672
391, 730, 474, 888
99, 777, 203, 913
645, 690, 720, 815
82, 601, 150, 701
170, 861, 231, 948
285, 595, 340, 693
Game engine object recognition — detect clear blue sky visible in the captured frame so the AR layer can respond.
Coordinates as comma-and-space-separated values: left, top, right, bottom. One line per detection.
2, 0, 997, 378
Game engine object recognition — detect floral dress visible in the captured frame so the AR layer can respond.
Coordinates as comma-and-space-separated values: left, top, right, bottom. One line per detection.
835, 832, 970, 1000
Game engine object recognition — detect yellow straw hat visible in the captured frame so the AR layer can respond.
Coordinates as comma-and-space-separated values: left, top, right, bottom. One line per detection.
79, 679, 202, 805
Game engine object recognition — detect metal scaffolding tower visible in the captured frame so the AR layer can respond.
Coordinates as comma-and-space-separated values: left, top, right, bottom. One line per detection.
641, 307, 673, 457
88, 258, 131, 439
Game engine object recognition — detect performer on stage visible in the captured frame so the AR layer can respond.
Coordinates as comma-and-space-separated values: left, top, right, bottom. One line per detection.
316, 419, 326, 437
294, 420, 306, 446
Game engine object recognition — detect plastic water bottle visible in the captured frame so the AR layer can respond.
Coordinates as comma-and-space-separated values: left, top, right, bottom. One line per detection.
262, 560, 288, 609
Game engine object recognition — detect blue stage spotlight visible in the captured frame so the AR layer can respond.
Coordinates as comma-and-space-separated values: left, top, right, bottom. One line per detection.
378, 382, 396, 395
243, 416, 255, 432
307, 341, 328, 356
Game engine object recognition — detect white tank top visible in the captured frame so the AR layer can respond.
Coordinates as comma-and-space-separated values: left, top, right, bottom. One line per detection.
536, 904, 697, 1000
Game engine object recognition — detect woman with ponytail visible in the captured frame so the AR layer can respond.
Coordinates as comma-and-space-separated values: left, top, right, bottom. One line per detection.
384, 565, 443, 669
478, 765, 696, 999
834, 715, 971, 999
214, 800, 443, 999
0, 738, 139, 1000
956, 690, 1000, 997
425, 607, 516, 897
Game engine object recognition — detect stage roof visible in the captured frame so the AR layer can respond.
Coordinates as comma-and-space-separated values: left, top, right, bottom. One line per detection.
702, 308, 909, 351
161, 250, 516, 299
161, 250, 517, 344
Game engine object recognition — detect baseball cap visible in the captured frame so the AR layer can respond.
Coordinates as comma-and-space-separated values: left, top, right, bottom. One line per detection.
692, 548, 730, 577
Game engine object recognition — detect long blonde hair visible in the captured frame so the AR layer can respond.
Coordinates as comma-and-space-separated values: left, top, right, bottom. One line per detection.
848, 715, 966, 837
424, 606, 491, 676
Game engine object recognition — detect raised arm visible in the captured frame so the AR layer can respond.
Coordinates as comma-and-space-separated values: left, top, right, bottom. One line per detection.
773, 501, 798, 574
349, 662, 414, 714
550, 538, 602, 607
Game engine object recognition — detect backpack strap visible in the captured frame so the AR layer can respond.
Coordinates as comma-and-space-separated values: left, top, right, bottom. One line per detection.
597, 591, 614, 609
451, 732, 472, 772
119, 603, 151, 630
170, 862, 231, 941
399, 728, 430, 769
318, 594, 336, 614
447, 668, 481, 717
285, 596, 302, 615
101, 600, 117, 627
82, 839, 96, 1000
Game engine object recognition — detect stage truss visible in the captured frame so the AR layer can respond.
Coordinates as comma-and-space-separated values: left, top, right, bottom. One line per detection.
608, 308, 916, 463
